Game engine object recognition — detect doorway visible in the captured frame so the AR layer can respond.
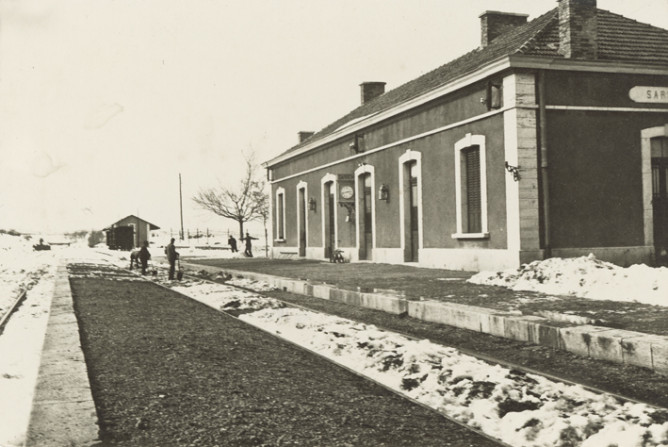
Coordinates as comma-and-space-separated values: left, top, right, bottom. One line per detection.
298, 187, 306, 257
652, 137, 668, 264
358, 173, 373, 260
408, 162, 419, 262
324, 182, 335, 259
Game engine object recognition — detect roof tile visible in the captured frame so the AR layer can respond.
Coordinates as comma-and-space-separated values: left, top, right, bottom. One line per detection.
272, 7, 668, 162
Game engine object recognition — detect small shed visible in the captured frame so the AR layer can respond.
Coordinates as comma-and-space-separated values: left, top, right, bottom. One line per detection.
104, 215, 160, 250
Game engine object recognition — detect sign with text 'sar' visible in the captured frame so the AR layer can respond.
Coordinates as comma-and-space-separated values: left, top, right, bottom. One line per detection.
629, 86, 668, 103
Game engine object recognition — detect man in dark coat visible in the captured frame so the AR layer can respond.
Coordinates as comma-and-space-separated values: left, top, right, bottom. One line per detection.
138, 241, 151, 275
164, 238, 178, 280
228, 235, 238, 253
242, 232, 257, 257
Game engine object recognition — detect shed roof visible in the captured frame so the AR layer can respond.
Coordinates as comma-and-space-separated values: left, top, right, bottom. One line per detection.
104, 215, 160, 231
267, 7, 668, 167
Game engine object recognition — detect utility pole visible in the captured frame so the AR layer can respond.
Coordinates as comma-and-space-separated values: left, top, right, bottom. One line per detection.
179, 173, 184, 241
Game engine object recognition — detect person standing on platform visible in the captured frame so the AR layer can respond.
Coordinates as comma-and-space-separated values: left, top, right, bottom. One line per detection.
242, 232, 257, 257
138, 241, 151, 275
165, 238, 179, 280
228, 235, 238, 253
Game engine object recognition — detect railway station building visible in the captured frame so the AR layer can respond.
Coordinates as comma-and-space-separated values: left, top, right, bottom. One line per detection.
263, 0, 668, 270
104, 215, 160, 251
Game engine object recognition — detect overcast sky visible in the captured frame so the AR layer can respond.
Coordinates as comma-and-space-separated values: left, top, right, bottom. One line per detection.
1, 0, 667, 236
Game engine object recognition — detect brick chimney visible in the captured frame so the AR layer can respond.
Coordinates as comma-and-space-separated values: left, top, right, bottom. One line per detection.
558, 0, 598, 59
479, 11, 528, 47
360, 82, 386, 105
298, 131, 315, 143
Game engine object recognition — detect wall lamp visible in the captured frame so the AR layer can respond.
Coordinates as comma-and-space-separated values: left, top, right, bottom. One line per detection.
378, 184, 389, 201
308, 197, 317, 212
349, 141, 360, 154
504, 161, 521, 181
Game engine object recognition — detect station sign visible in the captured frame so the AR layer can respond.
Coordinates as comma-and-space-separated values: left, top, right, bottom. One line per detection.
629, 86, 668, 103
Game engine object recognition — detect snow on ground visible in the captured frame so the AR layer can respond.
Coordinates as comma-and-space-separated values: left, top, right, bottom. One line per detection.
171, 282, 284, 311
165, 277, 668, 447
4, 242, 668, 446
0, 234, 57, 315
469, 254, 668, 307
0, 235, 59, 446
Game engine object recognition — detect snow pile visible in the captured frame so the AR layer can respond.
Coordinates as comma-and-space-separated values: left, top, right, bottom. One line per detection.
225, 277, 277, 293
469, 254, 668, 307
172, 282, 284, 311
174, 246, 246, 259
240, 307, 668, 447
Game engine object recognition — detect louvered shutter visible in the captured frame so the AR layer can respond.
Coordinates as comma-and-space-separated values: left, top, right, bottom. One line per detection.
465, 147, 481, 233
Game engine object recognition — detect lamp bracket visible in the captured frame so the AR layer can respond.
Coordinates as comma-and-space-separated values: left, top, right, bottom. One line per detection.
504, 161, 521, 181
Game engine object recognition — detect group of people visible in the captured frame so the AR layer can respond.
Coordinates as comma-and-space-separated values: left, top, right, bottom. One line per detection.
129, 238, 180, 279
129, 232, 258, 279
228, 232, 257, 257
129, 241, 153, 275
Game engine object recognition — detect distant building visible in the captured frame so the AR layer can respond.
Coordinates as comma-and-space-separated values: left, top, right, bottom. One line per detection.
104, 215, 160, 250
263, 0, 668, 270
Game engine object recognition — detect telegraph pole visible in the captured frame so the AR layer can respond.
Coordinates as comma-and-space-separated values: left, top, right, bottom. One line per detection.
179, 173, 184, 241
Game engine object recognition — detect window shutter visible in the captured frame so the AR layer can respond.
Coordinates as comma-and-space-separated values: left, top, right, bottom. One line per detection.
465, 147, 481, 233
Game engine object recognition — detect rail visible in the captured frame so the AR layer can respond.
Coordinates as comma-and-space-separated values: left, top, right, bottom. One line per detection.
0, 289, 28, 336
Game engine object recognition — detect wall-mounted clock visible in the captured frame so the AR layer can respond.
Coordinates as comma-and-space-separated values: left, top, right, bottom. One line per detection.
340, 185, 354, 199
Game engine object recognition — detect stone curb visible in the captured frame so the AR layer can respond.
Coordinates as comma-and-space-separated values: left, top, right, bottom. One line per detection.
185, 262, 668, 376
26, 264, 100, 447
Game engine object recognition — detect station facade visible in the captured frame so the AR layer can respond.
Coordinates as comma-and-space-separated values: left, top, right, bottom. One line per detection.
263, 0, 668, 270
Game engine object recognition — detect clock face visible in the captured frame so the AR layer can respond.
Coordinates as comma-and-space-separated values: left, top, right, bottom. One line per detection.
340, 185, 354, 199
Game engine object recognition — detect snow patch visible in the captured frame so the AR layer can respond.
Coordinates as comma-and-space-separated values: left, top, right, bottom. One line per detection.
469, 254, 668, 307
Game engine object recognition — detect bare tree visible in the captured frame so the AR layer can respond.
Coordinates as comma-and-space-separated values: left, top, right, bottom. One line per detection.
193, 153, 267, 240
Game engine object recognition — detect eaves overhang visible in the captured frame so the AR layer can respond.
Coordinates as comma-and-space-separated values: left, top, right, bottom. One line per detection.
262, 54, 668, 169
262, 55, 514, 169
507, 54, 668, 75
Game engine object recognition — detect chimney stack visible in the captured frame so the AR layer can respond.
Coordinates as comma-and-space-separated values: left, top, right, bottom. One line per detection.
479, 11, 528, 47
558, 0, 598, 59
298, 131, 315, 143
360, 82, 386, 105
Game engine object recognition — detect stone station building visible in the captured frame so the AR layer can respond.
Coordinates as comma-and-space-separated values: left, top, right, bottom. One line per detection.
263, 0, 668, 270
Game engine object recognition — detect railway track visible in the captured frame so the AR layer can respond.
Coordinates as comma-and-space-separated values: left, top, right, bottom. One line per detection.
101, 262, 668, 413
0, 288, 28, 336
193, 272, 668, 411
68, 261, 668, 446
170, 272, 514, 447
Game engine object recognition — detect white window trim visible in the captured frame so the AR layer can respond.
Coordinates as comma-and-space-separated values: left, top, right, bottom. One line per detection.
453, 133, 489, 239
398, 149, 424, 252
296, 181, 308, 253
354, 164, 376, 257
275, 186, 286, 242
321, 173, 338, 251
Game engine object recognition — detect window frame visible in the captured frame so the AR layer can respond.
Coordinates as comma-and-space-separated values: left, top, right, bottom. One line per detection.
452, 133, 489, 239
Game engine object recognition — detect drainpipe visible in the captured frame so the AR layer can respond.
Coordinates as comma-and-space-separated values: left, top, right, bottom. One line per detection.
538, 70, 551, 258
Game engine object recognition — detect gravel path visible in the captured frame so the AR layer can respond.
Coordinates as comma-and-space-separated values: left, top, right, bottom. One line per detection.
69, 263, 501, 447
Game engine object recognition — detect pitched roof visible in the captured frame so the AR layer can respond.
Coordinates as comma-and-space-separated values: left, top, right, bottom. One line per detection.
105, 214, 160, 231
272, 7, 668, 163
